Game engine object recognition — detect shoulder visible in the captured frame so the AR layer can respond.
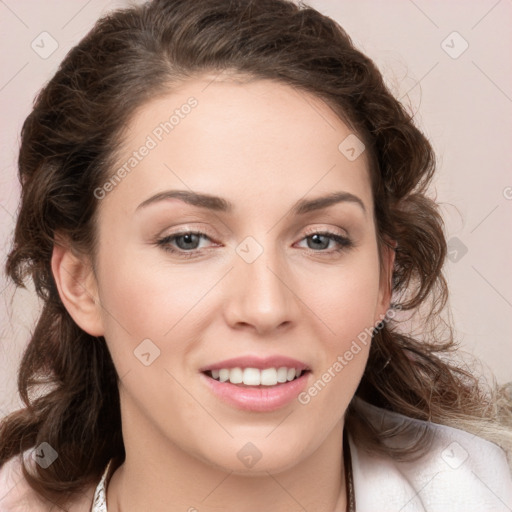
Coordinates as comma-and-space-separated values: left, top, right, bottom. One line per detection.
349, 397, 512, 512
0, 450, 96, 512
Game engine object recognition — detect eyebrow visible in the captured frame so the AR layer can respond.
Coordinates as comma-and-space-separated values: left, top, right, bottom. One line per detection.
135, 190, 366, 216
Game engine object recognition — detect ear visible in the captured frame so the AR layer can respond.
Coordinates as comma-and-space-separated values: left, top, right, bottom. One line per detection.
375, 238, 396, 323
51, 235, 104, 337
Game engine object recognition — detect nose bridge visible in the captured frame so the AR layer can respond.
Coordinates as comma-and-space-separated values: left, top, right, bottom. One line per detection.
225, 234, 298, 332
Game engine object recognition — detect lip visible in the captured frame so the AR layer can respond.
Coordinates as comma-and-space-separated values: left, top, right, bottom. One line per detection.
199, 355, 310, 372
200, 370, 310, 412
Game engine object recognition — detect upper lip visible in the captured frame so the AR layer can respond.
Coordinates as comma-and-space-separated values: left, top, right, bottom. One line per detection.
199, 355, 310, 372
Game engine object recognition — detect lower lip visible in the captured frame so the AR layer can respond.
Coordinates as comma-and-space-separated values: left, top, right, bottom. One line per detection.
200, 372, 310, 412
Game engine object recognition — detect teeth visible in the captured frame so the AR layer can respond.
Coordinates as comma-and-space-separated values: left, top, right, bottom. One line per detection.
243, 368, 261, 385
230, 367, 243, 384
208, 366, 305, 386
260, 368, 277, 386
276, 367, 288, 383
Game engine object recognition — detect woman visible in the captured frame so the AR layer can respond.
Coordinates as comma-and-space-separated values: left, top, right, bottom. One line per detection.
0, 0, 511, 511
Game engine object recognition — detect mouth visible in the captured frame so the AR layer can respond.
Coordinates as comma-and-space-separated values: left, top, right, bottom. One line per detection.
200, 366, 311, 412
202, 367, 310, 387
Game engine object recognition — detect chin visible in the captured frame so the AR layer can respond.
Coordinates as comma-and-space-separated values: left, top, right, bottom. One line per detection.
196, 435, 311, 475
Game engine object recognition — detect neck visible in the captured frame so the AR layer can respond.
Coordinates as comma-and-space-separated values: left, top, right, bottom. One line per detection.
107, 395, 347, 512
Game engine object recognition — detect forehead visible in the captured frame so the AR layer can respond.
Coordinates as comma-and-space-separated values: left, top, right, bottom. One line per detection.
101, 75, 373, 218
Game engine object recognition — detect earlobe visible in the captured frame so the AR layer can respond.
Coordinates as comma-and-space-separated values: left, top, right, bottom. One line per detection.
51, 238, 104, 337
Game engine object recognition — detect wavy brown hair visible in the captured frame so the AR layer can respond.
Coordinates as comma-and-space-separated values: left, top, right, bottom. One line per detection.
1, 0, 510, 507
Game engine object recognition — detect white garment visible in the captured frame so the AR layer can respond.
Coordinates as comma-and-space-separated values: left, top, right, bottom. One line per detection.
91, 460, 110, 512
2, 398, 511, 511
349, 399, 512, 512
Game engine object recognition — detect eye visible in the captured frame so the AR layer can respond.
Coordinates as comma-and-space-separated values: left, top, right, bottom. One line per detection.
297, 230, 353, 254
156, 230, 216, 258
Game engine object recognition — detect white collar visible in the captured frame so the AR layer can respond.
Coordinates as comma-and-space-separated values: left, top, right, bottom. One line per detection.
91, 459, 113, 512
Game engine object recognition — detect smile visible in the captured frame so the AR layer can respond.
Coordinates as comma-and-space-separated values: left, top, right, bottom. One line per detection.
200, 368, 311, 412
206, 366, 305, 386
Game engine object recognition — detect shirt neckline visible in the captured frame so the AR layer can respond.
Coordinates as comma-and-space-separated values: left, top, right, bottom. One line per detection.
91, 458, 116, 512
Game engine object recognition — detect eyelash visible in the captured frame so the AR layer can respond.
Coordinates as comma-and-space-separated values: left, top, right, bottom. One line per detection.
156, 229, 353, 259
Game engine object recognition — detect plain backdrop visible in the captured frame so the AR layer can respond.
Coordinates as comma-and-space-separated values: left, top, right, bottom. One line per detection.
1, 0, 511, 418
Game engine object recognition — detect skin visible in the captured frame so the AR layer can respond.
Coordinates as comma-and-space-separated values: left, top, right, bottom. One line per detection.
52, 73, 394, 512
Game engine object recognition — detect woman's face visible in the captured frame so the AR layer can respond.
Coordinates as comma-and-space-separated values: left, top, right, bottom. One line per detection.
86, 75, 393, 473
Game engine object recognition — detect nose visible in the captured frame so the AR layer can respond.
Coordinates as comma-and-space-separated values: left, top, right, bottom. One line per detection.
223, 240, 300, 335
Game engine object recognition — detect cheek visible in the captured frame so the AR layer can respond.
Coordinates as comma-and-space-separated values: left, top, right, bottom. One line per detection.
297, 261, 380, 420
93, 246, 201, 374
309, 252, 382, 340
97, 243, 211, 332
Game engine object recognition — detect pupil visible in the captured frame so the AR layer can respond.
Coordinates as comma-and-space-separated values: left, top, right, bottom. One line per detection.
179, 233, 198, 249
310, 234, 328, 250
